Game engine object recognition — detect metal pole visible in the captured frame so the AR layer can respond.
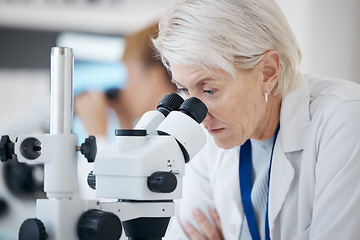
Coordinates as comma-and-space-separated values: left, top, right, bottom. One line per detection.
50, 47, 74, 134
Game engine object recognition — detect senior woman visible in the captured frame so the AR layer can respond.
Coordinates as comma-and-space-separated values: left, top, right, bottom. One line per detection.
153, 0, 360, 239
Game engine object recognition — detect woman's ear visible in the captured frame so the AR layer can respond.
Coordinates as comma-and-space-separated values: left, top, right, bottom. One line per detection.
261, 50, 280, 94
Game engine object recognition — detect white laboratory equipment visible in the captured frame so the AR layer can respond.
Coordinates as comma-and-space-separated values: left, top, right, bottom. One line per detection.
0, 47, 208, 240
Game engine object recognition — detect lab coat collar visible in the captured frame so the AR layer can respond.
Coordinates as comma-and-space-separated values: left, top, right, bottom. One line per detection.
279, 77, 310, 153
268, 77, 311, 235
268, 135, 295, 237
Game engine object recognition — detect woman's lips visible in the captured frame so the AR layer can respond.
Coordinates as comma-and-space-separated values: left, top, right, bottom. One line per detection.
208, 128, 225, 134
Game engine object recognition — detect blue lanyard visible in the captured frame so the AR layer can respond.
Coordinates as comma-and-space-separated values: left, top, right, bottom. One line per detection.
239, 125, 280, 240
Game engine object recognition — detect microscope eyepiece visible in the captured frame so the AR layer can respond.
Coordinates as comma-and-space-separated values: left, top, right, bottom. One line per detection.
179, 97, 208, 124
157, 93, 184, 117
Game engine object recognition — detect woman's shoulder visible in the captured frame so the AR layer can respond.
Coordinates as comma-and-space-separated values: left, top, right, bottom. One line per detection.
304, 74, 360, 126
305, 74, 360, 102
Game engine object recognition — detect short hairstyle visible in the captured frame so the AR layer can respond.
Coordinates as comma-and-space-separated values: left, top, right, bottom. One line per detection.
123, 23, 162, 67
123, 22, 172, 83
153, 0, 302, 95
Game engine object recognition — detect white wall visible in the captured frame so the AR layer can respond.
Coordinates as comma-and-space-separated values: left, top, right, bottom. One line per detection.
276, 0, 360, 83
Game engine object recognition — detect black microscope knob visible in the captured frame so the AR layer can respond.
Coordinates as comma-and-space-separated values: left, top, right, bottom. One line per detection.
147, 171, 178, 193
87, 171, 96, 190
0, 135, 16, 162
20, 137, 42, 160
80, 136, 97, 163
78, 209, 122, 240
19, 218, 48, 240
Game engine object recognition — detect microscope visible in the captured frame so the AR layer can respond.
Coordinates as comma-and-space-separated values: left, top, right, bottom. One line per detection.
0, 47, 208, 240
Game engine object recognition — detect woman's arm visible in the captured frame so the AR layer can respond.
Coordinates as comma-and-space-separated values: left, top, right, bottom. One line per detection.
165, 142, 223, 239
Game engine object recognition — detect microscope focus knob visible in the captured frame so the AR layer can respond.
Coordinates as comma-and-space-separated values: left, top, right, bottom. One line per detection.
87, 171, 96, 190
147, 171, 177, 193
0, 135, 16, 162
19, 218, 48, 240
78, 209, 122, 240
80, 136, 97, 163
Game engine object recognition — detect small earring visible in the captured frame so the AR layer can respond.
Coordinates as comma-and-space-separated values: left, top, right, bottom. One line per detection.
265, 91, 268, 103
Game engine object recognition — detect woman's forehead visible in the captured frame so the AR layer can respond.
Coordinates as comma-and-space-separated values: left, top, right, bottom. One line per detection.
170, 63, 231, 84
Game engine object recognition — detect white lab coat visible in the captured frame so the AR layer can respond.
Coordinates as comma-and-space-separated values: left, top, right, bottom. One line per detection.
164, 75, 360, 240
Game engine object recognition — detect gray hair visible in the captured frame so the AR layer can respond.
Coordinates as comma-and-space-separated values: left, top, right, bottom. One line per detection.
152, 0, 302, 95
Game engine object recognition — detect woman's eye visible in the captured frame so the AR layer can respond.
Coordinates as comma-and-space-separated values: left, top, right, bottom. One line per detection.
178, 88, 189, 94
203, 90, 215, 95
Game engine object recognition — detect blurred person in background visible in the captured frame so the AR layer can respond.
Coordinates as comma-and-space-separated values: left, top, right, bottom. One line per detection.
74, 22, 177, 147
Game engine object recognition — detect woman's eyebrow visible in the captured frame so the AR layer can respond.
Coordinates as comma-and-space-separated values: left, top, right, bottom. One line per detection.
172, 76, 217, 88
